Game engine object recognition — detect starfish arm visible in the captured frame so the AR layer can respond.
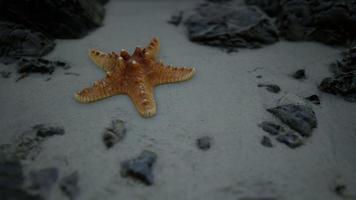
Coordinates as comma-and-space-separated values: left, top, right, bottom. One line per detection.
127, 84, 157, 117
150, 64, 196, 86
75, 77, 126, 103
88, 49, 124, 72
144, 37, 160, 58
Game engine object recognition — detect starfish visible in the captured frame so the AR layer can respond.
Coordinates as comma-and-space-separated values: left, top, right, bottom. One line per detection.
74, 38, 196, 117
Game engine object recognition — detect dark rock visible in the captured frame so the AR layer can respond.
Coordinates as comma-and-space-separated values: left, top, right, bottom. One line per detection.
196, 136, 212, 150
267, 104, 317, 137
0, 161, 44, 200
60, 171, 80, 200
0, 22, 55, 64
0, 70, 12, 78
0, 0, 107, 39
261, 136, 273, 147
103, 120, 126, 148
256, 75, 262, 78
276, 132, 303, 148
292, 69, 306, 79
319, 44, 356, 102
276, 0, 356, 46
121, 150, 157, 185
245, 0, 281, 17
206, 0, 232, 3
29, 168, 59, 196
184, 3, 279, 52
305, 95, 321, 105
17, 58, 70, 76
259, 121, 285, 135
258, 83, 281, 93
168, 11, 184, 26
34, 124, 65, 138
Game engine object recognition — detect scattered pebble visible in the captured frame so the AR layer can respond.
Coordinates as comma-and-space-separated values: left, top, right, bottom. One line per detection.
305, 95, 321, 105
256, 75, 262, 79
34, 124, 65, 137
103, 119, 126, 148
267, 104, 317, 137
259, 121, 285, 135
276, 132, 303, 148
121, 150, 157, 185
196, 136, 212, 150
60, 171, 80, 200
261, 136, 273, 147
167, 11, 184, 26
258, 84, 281, 93
292, 69, 306, 79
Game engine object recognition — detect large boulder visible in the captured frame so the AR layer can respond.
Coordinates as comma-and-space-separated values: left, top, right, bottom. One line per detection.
0, 0, 108, 39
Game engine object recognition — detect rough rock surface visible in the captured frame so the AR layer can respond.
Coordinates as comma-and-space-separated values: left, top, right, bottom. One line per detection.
259, 121, 285, 135
184, 2, 278, 52
267, 104, 317, 137
0, 0, 107, 39
245, 0, 281, 17
257, 83, 281, 93
276, 132, 304, 148
276, 0, 356, 46
121, 150, 157, 185
0, 22, 55, 64
319, 44, 356, 102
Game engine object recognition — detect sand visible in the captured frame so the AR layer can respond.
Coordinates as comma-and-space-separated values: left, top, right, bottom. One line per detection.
1, 0, 356, 199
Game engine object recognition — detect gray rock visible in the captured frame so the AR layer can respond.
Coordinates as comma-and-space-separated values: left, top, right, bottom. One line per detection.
0, 0, 107, 39
184, 3, 279, 52
121, 150, 157, 185
0, 22, 55, 64
292, 69, 306, 79
267, 104, 317, 137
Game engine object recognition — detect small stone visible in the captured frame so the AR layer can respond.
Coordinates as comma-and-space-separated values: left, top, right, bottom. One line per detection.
256, 75, 262, 79
121, 150, 157, 185
103, 120, 126, 148
258, 84, 281, 93
276, 133, 303, 148
60, 171, 80, 200
261, 136, 273, 147
305, 95, 321, 105
292, 69, 306, 79
196, 136, 212, 150
259, 121, 284, 135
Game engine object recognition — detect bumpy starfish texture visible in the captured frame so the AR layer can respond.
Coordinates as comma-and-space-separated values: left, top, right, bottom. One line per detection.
75, 38, 196, 117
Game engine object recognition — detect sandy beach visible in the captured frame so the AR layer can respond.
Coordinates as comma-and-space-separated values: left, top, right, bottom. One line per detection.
1, 0, 356, 199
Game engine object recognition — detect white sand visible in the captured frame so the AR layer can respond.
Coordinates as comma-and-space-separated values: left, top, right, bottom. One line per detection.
1, 0, 356, 199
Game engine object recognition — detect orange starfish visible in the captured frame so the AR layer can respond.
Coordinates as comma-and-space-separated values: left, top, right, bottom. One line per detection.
75, 38, 196, 117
